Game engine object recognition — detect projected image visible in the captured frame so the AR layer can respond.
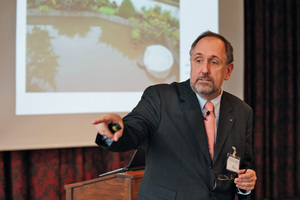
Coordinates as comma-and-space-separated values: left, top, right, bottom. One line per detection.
26, 0, 179, 92
17, 0, 217, 114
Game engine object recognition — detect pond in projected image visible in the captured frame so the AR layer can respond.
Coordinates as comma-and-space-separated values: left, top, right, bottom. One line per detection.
26, 16, 179, 92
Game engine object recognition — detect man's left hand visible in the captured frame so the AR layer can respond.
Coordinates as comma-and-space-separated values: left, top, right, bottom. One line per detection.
234, 169, 257, 191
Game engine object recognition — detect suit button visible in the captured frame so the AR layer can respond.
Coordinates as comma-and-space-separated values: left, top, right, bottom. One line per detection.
210, 191, 214, 196
209, 165, 212, 169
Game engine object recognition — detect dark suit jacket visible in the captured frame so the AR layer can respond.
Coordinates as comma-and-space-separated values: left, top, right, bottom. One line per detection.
96, 80, 253, 200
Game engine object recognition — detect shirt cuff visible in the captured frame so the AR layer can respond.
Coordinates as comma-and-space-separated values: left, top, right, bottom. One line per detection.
237, 188, 251, 195
102, 136, 114, 146
95, 133, 114, 148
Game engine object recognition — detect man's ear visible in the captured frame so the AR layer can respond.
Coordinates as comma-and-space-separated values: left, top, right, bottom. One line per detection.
224, 63, 234, 80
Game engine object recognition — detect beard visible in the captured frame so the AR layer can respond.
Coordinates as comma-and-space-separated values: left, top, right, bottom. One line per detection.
190, 74, 219, 98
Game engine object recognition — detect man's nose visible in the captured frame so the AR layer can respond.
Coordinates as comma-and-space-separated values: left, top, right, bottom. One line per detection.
202, 60, 210, 73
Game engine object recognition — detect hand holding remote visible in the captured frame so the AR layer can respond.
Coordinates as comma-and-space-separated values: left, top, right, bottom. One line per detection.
108, 123, 121, 133
92, 114, 123, 142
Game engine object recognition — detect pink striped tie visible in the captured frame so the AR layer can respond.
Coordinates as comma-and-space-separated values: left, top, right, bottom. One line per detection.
204, 101, 215, 160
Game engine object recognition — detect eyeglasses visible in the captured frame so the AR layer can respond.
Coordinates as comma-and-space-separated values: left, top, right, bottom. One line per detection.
218, 173, 238, 181
218, 167, 248, 181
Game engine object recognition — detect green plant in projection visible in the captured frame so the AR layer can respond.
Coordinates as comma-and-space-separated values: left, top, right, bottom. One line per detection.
27, 0, 116, 11
142, 5, 179, 28
90, 5, 99, 12
118, 0, 136, 19
131, 28, 141, 43
99, 6, 119, 15
59, 0, 95, 11
80, 0, 92, 10
95, 0, 111, 7
128, 4, 179, 51
89, 0, 113, 12
37, 5, 51, 12
170, 28, 179, 51
27, 2, 34, 8
147, 18, 172, 37
26, 26, 59, 92
27, 0, 42, 8
129, 17, 149, 44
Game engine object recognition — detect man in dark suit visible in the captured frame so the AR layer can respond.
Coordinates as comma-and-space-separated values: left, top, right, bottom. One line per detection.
93, 31, 257, 199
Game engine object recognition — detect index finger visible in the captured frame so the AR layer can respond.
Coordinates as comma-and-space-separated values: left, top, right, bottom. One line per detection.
237, 169, 255, 179
94, 123, 115, 139
92, 113, 122, 125
237, 168, 248, 175
92, 119, 105, 125
92, 116, 110, 125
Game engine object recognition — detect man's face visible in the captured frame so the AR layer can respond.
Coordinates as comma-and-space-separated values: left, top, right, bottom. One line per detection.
190, 36, 233, 100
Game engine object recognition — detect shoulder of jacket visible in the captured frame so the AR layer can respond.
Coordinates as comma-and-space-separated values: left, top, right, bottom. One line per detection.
222, 91, 253, 112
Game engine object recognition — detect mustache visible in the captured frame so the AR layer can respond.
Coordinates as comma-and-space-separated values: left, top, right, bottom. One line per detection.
195, 74, 213, 82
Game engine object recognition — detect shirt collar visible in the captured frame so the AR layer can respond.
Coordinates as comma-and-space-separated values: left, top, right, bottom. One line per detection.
195, 90, 223, 117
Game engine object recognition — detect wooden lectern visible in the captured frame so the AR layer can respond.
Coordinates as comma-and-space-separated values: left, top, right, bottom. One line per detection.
64, 170, 144, 200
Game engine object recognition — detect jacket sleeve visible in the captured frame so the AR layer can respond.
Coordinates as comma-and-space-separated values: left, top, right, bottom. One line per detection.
99, 85, 162, 152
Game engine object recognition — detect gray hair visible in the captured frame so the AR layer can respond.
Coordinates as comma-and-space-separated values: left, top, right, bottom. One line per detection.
189, 31, 234, 65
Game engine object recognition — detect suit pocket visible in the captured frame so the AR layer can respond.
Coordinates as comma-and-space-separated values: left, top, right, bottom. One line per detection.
154, 185, 177, 200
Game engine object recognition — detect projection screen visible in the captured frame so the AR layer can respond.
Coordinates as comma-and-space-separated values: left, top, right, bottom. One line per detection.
0, 0, 244, 151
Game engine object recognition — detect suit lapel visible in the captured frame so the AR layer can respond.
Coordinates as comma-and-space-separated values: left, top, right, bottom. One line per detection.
178, 81, 211, 163
177, 82, 236, 164
213, 92, 235, 163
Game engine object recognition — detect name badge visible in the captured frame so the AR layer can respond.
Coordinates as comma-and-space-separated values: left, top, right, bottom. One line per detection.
226, 146, 240, 173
